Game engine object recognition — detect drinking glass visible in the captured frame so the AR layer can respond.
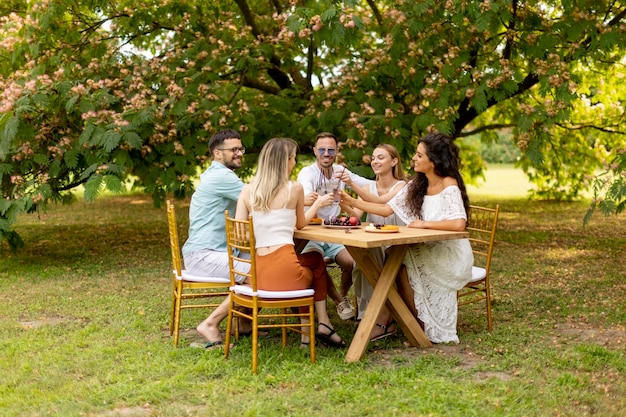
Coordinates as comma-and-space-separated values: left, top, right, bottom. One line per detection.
329, 178, 341, 207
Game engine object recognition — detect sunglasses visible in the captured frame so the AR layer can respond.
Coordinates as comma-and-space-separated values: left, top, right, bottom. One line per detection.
316, 147, 337, 156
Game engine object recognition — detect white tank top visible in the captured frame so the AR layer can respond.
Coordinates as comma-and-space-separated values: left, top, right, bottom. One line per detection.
251, 182, 296, 248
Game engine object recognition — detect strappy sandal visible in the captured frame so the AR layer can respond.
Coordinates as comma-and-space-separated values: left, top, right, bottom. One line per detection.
315, 323, 346, 348
370, 321, 396, 342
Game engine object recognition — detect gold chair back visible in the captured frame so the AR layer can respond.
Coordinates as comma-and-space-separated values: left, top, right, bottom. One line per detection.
223, 210, 316, 373
458, 204, 500, 331
166, 200, 229, 346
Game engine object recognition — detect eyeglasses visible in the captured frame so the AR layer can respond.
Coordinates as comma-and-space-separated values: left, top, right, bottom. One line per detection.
217, 147, 246, 154
316, 147, 336, 156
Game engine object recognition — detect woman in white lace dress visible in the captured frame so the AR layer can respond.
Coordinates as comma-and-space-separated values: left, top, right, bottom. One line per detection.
340, 133, 473, 343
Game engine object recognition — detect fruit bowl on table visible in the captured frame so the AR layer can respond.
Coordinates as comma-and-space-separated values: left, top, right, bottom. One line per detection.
322, 215, 361, 229
322, 224, 362, 229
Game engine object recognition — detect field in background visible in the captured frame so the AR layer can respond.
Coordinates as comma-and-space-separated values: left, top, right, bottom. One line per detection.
467, 163, 534, 199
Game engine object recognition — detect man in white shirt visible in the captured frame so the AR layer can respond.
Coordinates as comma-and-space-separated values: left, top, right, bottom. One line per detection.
297, 132, 370, 320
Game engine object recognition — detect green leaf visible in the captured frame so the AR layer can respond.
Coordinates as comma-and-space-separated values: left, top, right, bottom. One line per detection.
122, 131, 142, 149
525, 141, 544, 166
0, 163, 12, 175
83, 175, 102, 201
171, 99, 188, 116
79, 124, 96, 146
64, 148, 80, 169
321, 7, 337, 22
103, 175, 123, 193
65, 95, 79, 113
32, 93, 50, 108
49, 158, 61, 178
32, 154, 49, 165
102, 130, 122, 153
80, 163, 99, 181
470, 88, 488, 113
3, 116, 19, 142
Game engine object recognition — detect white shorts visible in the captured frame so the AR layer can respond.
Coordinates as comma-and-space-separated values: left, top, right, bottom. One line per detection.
183, 249, 250, 284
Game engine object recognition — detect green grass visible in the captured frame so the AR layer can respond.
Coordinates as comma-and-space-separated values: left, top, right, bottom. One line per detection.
1, 166, 624, 417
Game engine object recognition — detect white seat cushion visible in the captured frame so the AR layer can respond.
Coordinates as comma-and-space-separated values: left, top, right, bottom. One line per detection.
175, 270, 231, 284
469, 266, 486, 282
231, 285, 314, 299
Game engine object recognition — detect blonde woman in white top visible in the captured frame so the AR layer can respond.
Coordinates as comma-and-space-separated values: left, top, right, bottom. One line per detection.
339, 144, 406, 339
236, 138, 346, 348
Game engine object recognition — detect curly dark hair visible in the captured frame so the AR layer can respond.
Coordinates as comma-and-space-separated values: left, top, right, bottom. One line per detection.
406, 132, 470, 220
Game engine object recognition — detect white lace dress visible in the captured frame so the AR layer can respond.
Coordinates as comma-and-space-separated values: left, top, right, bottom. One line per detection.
388, 184, 473, 343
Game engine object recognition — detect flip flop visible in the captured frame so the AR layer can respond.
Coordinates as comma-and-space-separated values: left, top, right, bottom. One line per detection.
370, 321, 396, 342
189, 340, 224, 350
315, 323, 346, 348
204, 340, 223, 349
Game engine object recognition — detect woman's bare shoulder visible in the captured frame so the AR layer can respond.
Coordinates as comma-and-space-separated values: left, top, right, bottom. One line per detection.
443, 177, 459, 187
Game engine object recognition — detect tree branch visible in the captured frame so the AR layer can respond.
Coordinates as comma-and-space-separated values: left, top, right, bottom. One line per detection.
502, 0, 518, 60
555, 122, 626, 135
458, 123, 518, 137
241, 75, 281, 95
57, 177, 88, 192
233, 0, 293, 90
270, 0, 283, 15
454, 72, 539, 137
305, 34, 315, 88
607, 5, 626, 26
365, 0, 384, 28
233, 0, 262, 37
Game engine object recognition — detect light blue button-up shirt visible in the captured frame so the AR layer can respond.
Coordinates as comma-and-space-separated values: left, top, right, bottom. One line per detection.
182, 161, 243, 255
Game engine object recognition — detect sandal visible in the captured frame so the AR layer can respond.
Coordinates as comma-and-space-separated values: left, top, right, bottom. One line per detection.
315, 323, 346, 348
190, 340, 224, 350
370, 321, 396, 342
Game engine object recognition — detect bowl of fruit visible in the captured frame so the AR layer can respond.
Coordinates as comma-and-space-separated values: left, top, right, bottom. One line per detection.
323, 213, 361, 229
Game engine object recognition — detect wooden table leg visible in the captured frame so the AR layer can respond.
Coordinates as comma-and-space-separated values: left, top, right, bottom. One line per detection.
345, 246, 431, 362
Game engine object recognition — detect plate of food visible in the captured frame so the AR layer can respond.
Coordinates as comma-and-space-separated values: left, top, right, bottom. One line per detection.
364, 224, 400, 233
309, 217, 323, 225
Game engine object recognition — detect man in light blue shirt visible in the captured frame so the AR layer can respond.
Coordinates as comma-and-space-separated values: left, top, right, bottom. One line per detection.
182, 129, 249, 348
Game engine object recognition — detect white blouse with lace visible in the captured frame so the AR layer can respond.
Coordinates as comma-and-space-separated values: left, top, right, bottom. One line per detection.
388, 184, 473, 344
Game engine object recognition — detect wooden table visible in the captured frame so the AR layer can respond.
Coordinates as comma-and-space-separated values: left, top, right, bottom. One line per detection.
294, 225, 469, 362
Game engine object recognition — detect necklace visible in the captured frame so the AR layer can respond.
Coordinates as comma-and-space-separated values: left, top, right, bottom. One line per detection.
427, 178, 444, 194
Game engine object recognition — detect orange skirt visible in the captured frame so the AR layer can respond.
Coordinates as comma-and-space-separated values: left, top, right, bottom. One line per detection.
256, 245, 329, 302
